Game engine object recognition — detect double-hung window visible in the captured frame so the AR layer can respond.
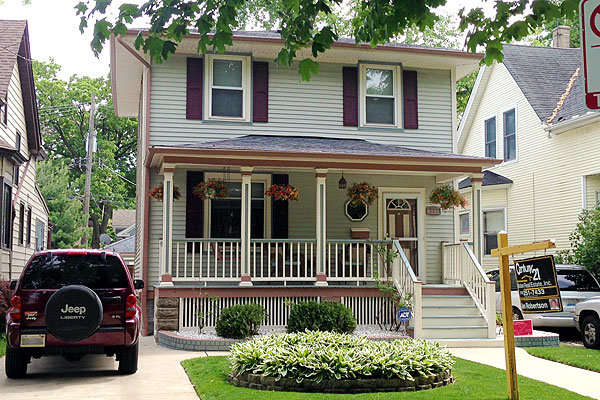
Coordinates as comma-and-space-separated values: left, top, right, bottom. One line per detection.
459, 212, 470, 236
484, 117, 496, 158
1, 179, 12, 249
206, 55, 250, 121
503, 109, 516, 161
483, 209, 505, 255
360, 64, 402, 128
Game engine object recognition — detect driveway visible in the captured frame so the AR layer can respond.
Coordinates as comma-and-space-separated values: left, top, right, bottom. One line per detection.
0, 336, 214, 399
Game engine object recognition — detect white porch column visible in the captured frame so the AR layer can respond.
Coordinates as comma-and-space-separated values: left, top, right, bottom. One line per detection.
240, 167, 253, 286
161, 166, 175, 286
471, 173, 484, 263
315, 169, 328, 286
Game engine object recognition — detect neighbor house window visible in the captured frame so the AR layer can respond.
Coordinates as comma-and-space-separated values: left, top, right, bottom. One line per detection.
206, 55, 250, 121
26, 206, 32, 245
483, 209, 505, 255
484, 117, 496, 158
459, 213, 470, 235
0, 101, 6, 125
18, 203, 24, 245
35, 219, 45, 251
360, 64, 402, 128
503, 109, 516, 161
1, 180, 13, 249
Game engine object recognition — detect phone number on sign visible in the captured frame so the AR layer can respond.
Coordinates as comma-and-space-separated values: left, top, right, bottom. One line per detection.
521, 289, 546, 297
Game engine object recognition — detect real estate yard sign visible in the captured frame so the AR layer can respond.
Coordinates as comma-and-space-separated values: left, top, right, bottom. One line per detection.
515, 256, 563, 314
581, 0, 600, 109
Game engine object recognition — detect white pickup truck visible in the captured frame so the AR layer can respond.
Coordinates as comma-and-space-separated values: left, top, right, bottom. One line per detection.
574, 296, 600, 349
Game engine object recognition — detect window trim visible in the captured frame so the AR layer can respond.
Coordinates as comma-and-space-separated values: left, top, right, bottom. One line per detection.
503, 108, 517, 162
482, 207, 507, 257
459, 212, 470, 236
359, 63, 403, 129
204, 54, 252, 122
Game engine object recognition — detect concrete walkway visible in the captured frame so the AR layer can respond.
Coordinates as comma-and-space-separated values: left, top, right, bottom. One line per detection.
451, 347, 600, 400
0, 336, 217, 399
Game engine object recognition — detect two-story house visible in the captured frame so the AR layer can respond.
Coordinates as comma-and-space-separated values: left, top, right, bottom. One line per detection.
0, 20, 49, 281
457, 26, 600, 270
111, 30, 500, 341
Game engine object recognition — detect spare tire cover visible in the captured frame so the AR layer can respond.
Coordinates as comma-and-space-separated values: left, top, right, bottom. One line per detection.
45, 285, 103, 342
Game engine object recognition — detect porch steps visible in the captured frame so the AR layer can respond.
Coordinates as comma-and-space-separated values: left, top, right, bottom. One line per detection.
421, 285, 489, 340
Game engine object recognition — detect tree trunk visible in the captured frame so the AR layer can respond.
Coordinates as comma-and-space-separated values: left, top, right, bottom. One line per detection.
90, 202, 112, 248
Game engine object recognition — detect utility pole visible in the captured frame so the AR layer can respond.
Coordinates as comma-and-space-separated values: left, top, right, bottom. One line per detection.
82, 93, 95, 247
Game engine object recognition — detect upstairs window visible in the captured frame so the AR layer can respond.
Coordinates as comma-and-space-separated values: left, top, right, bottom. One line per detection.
360, 64, 402, 128
206, 55, 250, 121
503, 109, 516, 161
484, 117, 496, 158
0, 101, 6, 125
16, 132, 21, 152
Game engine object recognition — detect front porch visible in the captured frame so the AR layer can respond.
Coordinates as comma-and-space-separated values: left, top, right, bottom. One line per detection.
146, 135, 499, 339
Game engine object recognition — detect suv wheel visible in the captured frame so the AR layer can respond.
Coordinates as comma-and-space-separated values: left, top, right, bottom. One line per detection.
118, 343, 139, 374
581, 315, 600, 349
5, 347, 28, 379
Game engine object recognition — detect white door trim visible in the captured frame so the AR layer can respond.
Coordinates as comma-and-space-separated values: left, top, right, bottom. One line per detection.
377, 187, 426, 282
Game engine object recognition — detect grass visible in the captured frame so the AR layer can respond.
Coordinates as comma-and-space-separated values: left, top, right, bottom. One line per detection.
182, 356, 593, 400
0, 333, 6, 357
525, 344, 600, 373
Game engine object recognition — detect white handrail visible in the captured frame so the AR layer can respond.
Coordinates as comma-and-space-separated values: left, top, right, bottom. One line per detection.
442, 242, 496, 339
392, 240, 422, 338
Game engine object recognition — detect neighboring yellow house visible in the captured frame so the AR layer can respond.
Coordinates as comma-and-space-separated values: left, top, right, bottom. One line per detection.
457, 29, 600, 270
0, 20, 49, 280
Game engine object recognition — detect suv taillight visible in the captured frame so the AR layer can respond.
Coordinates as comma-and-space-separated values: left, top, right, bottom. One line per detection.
9, 296, 22, 321
125, 294, 137, 319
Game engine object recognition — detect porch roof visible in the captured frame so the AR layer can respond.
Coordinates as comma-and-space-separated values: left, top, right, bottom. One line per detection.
147, 135, 501, 176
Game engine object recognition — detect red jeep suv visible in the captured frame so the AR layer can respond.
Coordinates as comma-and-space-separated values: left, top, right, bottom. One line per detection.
5, 250, 144, 378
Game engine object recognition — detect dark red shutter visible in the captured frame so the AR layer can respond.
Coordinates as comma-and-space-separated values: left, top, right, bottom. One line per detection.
253, 61, 269, 122
186, 58, 203, 119
403, 70, 418, 129
271, 174, 289, 239
342, 67, 358, 126
186, 171, 204, 239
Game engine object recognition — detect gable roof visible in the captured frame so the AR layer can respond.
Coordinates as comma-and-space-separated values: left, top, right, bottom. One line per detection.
112, 209, 136, 231
104, 234, 135, 254
0, 20, 44, 159
458, 170, 513, 189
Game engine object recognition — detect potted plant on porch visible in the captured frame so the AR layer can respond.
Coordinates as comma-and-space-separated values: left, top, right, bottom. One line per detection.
428, 185, 468, 210
149, 183, 182, 201
265, 184, 299, 201
193, 179, 228, 200
347, 182, 378, 206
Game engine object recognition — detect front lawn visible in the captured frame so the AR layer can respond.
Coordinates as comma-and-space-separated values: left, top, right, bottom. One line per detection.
0, 334, 6, 357
182, 356, 593, 400
525, 345, 600, 373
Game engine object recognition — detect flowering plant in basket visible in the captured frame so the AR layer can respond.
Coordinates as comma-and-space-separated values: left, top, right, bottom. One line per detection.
347, 182, 377, 206
428, 185, 468, 210
149, 183, 181, 201
265, 184, 299, 201
193, 179, 227, 200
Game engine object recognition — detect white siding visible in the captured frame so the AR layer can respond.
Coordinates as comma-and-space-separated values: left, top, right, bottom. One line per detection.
0, 64, 48, 280
460, 62, 600, 258
149, 57, 453, 152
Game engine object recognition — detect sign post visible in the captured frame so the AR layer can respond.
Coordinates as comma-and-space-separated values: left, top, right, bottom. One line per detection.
491, 232, 556, 400
580, 0, 600, 109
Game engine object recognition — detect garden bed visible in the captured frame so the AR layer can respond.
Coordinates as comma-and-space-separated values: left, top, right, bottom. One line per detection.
228, 331, 454, 394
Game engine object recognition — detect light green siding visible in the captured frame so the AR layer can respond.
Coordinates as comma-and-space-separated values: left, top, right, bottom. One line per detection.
149, 57, 453, 152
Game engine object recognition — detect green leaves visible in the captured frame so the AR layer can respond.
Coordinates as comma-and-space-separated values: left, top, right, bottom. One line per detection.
215, 304, 267, 339
298, 58, 319, 82
229, 331, 455, 383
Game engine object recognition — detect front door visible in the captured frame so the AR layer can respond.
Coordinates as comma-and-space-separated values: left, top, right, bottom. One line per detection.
209, 181, 265, 239
385, 198, 418, 274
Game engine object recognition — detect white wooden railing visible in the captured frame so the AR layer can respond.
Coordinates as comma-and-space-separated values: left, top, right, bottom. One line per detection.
391, 240, 423, 338
442, 242, 496, 338
250, 239, 316, 283
171, 238, 242, 283
326, 240, 391, 285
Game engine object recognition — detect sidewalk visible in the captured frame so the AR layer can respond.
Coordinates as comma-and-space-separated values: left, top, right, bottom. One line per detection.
451, 347, 600, 400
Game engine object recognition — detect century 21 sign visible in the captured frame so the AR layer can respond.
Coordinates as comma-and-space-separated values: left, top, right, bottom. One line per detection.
515, 255, 563, 314
581, 0, 600, 109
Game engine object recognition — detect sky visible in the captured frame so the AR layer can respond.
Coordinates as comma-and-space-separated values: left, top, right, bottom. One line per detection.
0, 0, 494, 80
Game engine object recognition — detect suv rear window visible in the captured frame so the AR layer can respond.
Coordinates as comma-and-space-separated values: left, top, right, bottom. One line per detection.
21, 254, 128, 290
557, 269, 600, 291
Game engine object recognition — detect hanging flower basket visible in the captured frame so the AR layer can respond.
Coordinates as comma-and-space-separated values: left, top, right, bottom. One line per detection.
265, 184, 299, 201
149, 183, 182, 201
428, 185, 468, 210
347, 182, 378, 206
193, 179, 228, 200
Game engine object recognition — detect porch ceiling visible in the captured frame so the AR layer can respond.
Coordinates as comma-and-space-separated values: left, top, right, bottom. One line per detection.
147, 135, 501, 179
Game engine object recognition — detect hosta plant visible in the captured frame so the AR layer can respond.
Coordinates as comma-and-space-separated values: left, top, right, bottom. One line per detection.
229, 331, 454, 384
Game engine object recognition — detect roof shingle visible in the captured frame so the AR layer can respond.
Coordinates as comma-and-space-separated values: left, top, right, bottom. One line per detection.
0, 20, 26, 102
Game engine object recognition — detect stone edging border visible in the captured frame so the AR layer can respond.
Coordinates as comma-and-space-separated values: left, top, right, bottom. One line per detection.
229, 370, 454, 393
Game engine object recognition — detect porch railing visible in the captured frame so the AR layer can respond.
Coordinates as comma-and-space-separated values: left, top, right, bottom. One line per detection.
391, 240, 423, 338
250, 239, 316, 283
326, 240, 392, 285
171, 238, 241, 282
442, 242, 496, 338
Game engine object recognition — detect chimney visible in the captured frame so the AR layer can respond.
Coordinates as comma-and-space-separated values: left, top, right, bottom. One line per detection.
552, 25, 571, 48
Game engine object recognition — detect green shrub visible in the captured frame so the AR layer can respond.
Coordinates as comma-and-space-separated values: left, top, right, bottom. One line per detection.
215, 304, 267, 339
229, 331, 455, 383
287, 300, 357, 334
